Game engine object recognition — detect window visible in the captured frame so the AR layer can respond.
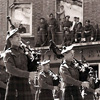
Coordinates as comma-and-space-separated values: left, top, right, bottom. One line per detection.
58, 0, 83, 22
10, 3, 32, 37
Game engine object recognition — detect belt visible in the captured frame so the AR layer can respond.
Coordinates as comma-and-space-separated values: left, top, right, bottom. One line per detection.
77, 32, 82, 33
49, 25, 54, 27
41, 89, 52, 92
84, 31, 90, 33
64, 27, 69, 28
63, 27, 69, 30
40, 28, 45, 30
65, 84, 74, 87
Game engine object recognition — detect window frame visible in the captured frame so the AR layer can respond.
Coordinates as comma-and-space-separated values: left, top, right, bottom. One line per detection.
9, 2, 33, 37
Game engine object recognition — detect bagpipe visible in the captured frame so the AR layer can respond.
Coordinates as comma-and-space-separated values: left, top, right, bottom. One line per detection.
49, 39, 100, 98
7, 17, 60, 87
20, 41, 41, 72
7, 16, 41, 72
49, 40, 64, 59
48, 70, 60, 86
49, 40, 99, 84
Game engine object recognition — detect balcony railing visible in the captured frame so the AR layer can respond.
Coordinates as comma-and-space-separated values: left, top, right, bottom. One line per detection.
34, 31, 100, 50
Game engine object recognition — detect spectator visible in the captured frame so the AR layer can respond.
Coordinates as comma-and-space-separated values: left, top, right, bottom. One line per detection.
71, 17, 78, 31
75, 22, 84, 43
73, 17, 80, 33
36, 18, 48, 46
62, 15, 72, 31
48, 13, 58, 42
62, 16, 72, 45
62, 28, 72, 46
84, 20, 94, 42
56, 5, 65, 31
19, 24, 26, 33
70, 17, 79, 44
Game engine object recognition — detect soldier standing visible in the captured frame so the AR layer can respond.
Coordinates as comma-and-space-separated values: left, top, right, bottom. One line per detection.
48, 13, 58, 42
0, 55, 9, 100
83, 70, 96, 100
3, 28, 38, 100
37, 18, 48, 46
38, 60, 58, 100
56, 5, 65, 31
59, 45, 90, 100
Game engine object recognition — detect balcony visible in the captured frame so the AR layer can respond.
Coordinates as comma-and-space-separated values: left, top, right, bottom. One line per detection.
32, 31, 100, 49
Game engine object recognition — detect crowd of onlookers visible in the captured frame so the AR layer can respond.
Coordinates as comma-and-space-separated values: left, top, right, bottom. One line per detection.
36, 13, 100, 47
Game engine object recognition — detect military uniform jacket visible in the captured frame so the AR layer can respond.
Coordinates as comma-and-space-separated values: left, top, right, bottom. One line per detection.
3, 45, 33, 100
62, 20, 72, 29
75, 27, 84, 34
39, 71, 54, 90
37, 22, 48, 32
0, 65, 9, 89
39, 71, 54, 100
84, 25, 94, 36
48, 18, 57, 28
59, 61, 82, 87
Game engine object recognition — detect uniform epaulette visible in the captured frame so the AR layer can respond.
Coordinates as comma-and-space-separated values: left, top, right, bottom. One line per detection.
40, 71, 46, 77
5, 48, 11, 54
0, 48, 11, 58
60, 60, 69, 68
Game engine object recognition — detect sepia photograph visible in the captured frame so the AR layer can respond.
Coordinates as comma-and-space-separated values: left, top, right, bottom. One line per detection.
0, 0, 100, 100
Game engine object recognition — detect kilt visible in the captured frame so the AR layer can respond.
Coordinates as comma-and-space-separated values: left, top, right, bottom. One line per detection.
0, 88, 6, 100
64, 86, 83, 100
5, 76, 34, 100
84, 92, 94, 100
39, 89, 54, 100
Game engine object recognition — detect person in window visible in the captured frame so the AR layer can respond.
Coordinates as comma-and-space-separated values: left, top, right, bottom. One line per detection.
19, 24, 26, 33
37, 18, 48, 46
39, 60, 59, 100
59, 45, 90, 100
3, 28, 38, 100
48, 13, 58, 42
84, 20, 94, 42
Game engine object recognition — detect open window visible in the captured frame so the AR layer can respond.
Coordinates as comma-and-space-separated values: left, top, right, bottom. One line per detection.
9, 3, 32, 37
57, 0, 83, 22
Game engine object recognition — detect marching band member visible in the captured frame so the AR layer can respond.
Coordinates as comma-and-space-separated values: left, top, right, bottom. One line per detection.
0, 54, 9, 100
59, 45, 90, 100
39, 60, 59, 100
84, 70, 95, 100
3, 28, 38, 100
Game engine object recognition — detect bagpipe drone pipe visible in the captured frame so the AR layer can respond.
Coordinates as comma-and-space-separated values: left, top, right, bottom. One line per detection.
49, 40, 64, 59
